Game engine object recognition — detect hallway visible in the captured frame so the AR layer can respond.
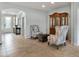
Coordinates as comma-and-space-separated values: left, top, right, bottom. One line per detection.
0, 33, 79, 57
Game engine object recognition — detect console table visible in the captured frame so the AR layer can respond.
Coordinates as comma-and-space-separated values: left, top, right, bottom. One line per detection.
13, 25, 21, 35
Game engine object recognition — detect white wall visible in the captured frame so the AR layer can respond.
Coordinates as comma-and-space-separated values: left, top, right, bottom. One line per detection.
70, 2, 79, 46
77, 9, 79, 46
25, 9, 48, 38
0, 3, 48, 38
73, 3, 79, 46
0, 11, 1, 31
76, 3, 79, 46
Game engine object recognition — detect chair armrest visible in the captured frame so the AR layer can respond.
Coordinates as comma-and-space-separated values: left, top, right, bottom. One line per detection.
47, 35, 56, 41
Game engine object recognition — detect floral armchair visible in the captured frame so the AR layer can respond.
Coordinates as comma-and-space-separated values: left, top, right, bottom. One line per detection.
30, 25, 40, 39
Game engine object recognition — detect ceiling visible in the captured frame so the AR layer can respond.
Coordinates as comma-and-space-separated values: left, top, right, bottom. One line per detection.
5, 2, 71, 11
2, 8, 22, 15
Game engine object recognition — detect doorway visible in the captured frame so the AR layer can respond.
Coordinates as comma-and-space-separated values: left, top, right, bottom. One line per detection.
3, 16, 13, 33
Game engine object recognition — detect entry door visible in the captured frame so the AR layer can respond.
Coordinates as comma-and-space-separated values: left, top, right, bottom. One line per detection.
4, 16, 13, 33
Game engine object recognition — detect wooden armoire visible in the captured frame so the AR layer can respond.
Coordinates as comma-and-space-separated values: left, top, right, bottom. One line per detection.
49, 12, 68, 34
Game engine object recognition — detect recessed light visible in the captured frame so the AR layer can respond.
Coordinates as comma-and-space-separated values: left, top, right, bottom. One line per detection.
42, 4, 46, 8
50, 1, 54, 4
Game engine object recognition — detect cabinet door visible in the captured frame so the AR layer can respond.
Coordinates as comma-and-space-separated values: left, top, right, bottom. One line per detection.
50, 17, 53, 28
53, 17, 55, 27
62, 17, 65, 25
66, 17, 68, 25
55, 17, 60, 26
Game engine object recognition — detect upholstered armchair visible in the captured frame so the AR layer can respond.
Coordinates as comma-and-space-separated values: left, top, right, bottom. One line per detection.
30, 25, 40, 39
48, 26, 69, 49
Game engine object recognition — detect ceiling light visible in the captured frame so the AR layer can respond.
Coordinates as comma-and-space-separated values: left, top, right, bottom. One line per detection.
42, 4, 46, 8
50, 1, 54, 4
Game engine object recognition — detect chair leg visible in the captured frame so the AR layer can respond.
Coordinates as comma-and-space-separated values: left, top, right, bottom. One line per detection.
56, 46, 59, 50
64, 42, 66, 46
0, 43, 2, 45
48, 42, 50, 45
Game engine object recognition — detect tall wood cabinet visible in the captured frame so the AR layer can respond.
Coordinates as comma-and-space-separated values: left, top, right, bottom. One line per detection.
49, 12, 68, 34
